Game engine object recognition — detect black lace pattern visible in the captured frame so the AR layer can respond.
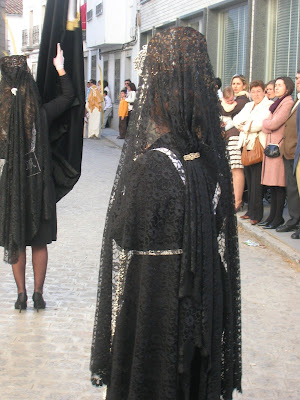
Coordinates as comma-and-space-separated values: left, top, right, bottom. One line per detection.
90, 27, 241, 400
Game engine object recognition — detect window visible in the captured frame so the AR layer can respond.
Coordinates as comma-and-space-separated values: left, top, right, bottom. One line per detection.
103, 60, 108, 83
87, 9, 93, 21
96, 3, 103, 16
114, 58, 121, 103
220, 3, 248, 87
32, 25, 39, 45
22, 29, 28, 47
268, 0, 299, 80
91, 55, 97, 80
182, 16, 204, 34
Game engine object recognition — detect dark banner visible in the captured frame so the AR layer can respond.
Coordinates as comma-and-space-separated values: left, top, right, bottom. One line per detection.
37, 0, 85, 202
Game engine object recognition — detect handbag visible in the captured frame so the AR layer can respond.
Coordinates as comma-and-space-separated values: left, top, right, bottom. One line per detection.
241, 124, 264, 166
264, 137, 284, 158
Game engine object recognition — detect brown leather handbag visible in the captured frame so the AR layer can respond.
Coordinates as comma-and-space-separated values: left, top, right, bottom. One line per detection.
241, 124, 264, 166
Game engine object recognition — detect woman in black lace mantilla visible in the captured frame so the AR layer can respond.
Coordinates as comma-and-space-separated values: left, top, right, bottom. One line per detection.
90, 27, 241, 400
0, 45, 74, 310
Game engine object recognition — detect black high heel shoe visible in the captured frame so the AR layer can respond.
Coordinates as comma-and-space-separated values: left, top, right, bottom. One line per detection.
15, 292, 27, 313
32, 292, 46, 312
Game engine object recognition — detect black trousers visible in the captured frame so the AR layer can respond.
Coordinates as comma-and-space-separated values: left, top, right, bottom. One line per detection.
119, 117, 128, 139
244, 162, 263, 221
266, 186, 286, 225
283, 157, 300, 225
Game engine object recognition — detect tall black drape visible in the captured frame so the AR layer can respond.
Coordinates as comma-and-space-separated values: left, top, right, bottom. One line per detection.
37, 0, 85, 201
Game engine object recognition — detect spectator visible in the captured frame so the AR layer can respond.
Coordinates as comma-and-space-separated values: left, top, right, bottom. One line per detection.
117, 89, 128, 139
260, 77, 294, 229
220, 86, 237, 132
125, 82, 136, 125
234, 80, 273, 224
292, 102, 300, 238
265, 80, 277, 101
276, 70, 300, 235
225, 74, 250, 211
102, 90, 113, 129
85, 80, 91, 102
103, 80, 110, 96
124, 78, 131, 94
215, 77, 223, 99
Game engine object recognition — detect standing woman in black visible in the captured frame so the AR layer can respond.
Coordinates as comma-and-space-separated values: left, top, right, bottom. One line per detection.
90, 28, 241, 400
0, 44, 74, 311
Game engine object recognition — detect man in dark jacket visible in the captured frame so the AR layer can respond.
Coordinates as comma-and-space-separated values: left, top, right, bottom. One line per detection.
276, 71, 300, 237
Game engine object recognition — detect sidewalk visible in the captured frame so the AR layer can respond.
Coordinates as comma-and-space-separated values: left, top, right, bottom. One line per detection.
100, 127, 300, 267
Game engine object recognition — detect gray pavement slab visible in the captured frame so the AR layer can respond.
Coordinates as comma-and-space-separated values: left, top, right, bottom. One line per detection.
0, 138, 299, 399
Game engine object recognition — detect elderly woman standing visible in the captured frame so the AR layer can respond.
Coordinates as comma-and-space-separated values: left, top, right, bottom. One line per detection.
260, 77, 294, 229
224, 74, 249, 211
233, 81, 273, 224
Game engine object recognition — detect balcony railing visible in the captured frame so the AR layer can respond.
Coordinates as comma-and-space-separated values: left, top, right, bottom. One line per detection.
32, 25, 39, 45
22, 29, 28, 47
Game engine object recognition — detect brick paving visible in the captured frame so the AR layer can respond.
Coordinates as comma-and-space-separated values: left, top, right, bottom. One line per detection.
0, 137, 299, 399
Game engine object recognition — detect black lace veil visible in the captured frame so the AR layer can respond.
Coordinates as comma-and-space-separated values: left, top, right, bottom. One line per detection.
0, 56, 52, 264
91, 28, 241, 399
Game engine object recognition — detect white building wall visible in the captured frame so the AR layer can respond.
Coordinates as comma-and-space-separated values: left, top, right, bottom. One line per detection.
140, 0, 217, 32
6, 15, 23, 56
22, 0, 47, 75
85, 0, 140, 130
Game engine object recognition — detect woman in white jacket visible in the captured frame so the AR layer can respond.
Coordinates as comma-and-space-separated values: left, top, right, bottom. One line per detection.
233, 80, 273, 224
125, 82, 136, 125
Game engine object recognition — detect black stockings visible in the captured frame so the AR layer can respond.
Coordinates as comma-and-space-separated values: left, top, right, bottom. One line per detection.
12, 245, 48, 294
266, 186, 286, 225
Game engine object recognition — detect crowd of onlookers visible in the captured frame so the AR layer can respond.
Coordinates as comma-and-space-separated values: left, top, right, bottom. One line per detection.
84, 78, 136, 140
84, 71, 300, 239
216, 72, 300, 239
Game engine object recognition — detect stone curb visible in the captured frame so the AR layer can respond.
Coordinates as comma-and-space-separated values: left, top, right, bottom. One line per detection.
238, 218, 300, 267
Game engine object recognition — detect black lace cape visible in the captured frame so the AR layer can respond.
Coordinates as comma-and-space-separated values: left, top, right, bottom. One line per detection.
90, 28, 241, 400
0, 56, 55, 264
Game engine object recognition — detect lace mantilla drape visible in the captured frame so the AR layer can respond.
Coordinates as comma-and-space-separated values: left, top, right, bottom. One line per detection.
90, 27, 241, 400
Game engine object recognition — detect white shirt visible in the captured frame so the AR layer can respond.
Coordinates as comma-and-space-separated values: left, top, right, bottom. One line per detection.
104, 95, 112, 110
125, 91, 136, 111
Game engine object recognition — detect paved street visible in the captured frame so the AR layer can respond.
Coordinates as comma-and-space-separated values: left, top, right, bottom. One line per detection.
0, 138, 299, 400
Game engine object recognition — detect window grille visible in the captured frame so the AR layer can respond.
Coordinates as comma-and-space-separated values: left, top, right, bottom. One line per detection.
114, 58, 121, 103
221, 3, 248, 87
270, 0, 299, 79
96, 3, 103, 16
22, 29, 28, 47
91, 55, 97, 81
87, 9, 93, 21
32, 25, 39, 45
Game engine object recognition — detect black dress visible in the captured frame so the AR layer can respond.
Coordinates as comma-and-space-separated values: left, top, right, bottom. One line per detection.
0, 55, 74, 263
28, 74, 75, 246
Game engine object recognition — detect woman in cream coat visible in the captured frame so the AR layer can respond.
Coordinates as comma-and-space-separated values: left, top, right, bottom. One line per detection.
260, 77, 294, 229
233, 80, 273, 224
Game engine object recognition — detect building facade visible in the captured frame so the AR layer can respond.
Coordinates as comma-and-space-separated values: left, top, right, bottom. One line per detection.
21, 0, 47, 77
140, 0, 300, 88
0, 0, 6, 56
85, 0, 300, 128
85, 0, 140, 129
5, 0, 23, 56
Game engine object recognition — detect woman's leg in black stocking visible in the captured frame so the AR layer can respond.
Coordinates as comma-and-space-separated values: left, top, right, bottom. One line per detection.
32, 245, 48, 293
273, 186, 286, 225
12, 250, 26, 294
